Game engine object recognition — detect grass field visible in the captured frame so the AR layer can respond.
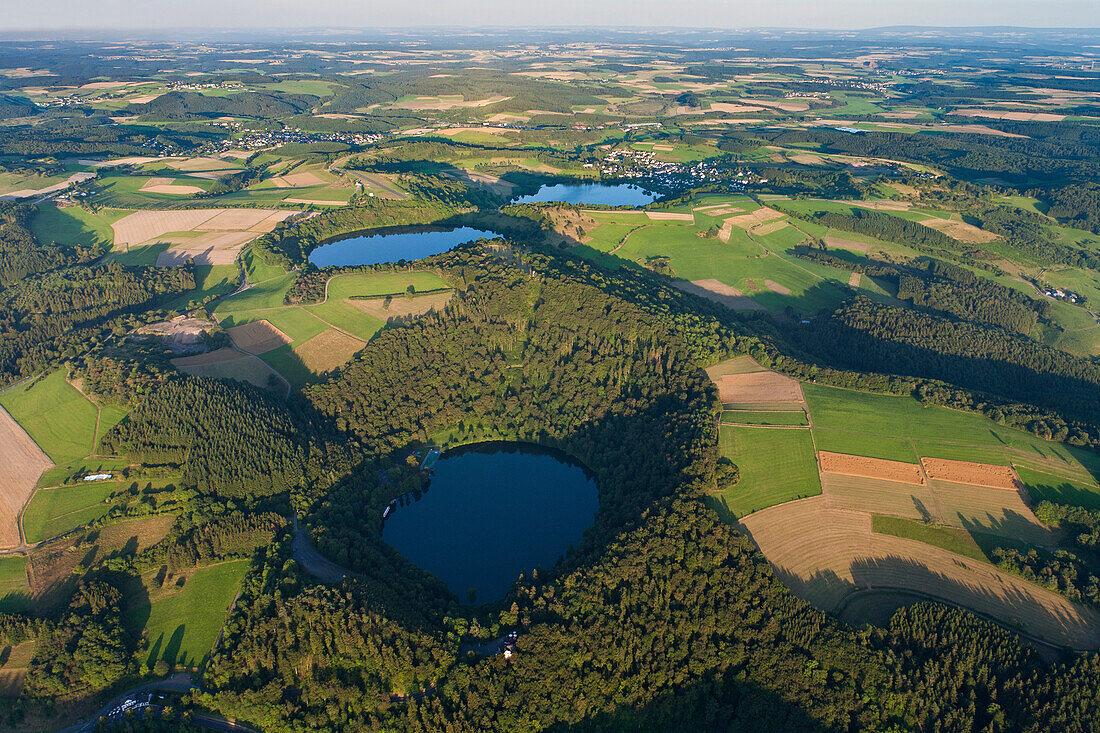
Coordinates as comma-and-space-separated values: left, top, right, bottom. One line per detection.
804, 384, 1100, 478
135, 559, 250, 669
214, 273, 296, 313
871, 515, 988, 562
0, 556, 30, 613
30, 204, 127, 248
709, 425, 821, 518
1016, 466, 1100, 510
720, 410, 809, 426
22, 482, 116, 544
0, 371, 99, 464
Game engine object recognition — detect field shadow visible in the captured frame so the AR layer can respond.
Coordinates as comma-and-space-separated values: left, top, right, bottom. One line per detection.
845, 554, 1100, 651
1023, 478, 1100, 511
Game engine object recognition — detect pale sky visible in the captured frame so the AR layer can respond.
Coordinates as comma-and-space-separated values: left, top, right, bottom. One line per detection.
2, 0, 1099, 31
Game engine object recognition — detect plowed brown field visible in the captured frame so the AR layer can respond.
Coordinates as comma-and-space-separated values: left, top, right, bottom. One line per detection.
0, 406, 53, 547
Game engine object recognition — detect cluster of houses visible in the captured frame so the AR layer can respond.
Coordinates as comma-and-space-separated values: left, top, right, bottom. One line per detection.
593, 148, 766, 192
1042, 287, 1084, 304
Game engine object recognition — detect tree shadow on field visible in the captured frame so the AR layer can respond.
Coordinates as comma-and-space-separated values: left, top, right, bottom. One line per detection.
545, 670, 837, 733
846, 554, 1100, 652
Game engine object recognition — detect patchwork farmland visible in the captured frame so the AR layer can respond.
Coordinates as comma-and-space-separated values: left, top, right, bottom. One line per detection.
705, 357, 1100, 648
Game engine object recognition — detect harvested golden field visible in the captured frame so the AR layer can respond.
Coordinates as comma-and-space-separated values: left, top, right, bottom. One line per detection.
644, 211, 695, 221
953, 108, 1065, 122
272, 171, 326, 187
848, 272, 861, 287
672, 279, 765, 311
820, 473, 938, 521
921, 458, 1021, 489
295, 329, 366, 374
739, 496, 1100, 649
725, 207, 784, 231
111, 208, 297, 249
171, 348, 281, 390
155, 231, 258, 266
845, 199, 912, 211
0, 406, 53, 548
351, 290, 453, 320
707, 368, 804, 405
918, 216, 1000, 244
226, 320, 292, 355
819, 451, 925, 485
753, 220, 789, 236
138, 176, 204, 195
823, 236, 870, 252
928, 479, 1055, 546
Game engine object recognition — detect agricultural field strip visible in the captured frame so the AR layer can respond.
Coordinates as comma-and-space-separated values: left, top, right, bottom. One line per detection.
739, 496, 1100, 649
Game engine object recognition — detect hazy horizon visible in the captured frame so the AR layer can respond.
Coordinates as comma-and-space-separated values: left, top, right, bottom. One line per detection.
3, 0, 1099, 32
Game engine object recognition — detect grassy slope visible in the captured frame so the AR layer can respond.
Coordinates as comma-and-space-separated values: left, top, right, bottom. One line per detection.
804, 383, 1100, 476
30, 204, 127, 248
22, 482, 115, 544
710, 425, 821, 518
136, 560, 250, 669
0, 371, 98, 464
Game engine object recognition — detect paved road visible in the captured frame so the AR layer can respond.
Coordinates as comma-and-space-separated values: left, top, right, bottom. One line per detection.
291, 515, 351, 582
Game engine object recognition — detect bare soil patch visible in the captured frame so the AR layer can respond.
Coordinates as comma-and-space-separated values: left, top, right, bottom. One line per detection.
763, 280, 792, 296
295, 329, 366, 374
351, 290, 454, 321
723, 207, 784, 237
284, 197, 347, 206
845, 199, 912, 211
953, 108, 1065, 122
276, 171, 326, 187
823, 236, 870, 252
0, 407, 53, 548
226, 320, 291, 355
789, 153, 825, 165
133, 315, 216, 351
171, 349, 280, 390
645, 211, 695, 221
848, 272, 861, 287
738, 495, 1100, 648
921, 458, 1021, 490
918, 217, 999, 244
819, 451, 924, 485
708, 369, 804, 405
673, 279, 766, 311
706, 355, 766, 378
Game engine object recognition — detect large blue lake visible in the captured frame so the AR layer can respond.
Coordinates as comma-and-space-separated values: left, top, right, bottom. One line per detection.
307, 226, 496, 267
512, 183, 658, 206
383, 443, 598, 604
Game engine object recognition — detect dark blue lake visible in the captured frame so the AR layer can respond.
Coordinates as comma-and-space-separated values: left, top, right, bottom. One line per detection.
511, 183, 658, 206
383, 443, 598, 604
307, 226, 496, 267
